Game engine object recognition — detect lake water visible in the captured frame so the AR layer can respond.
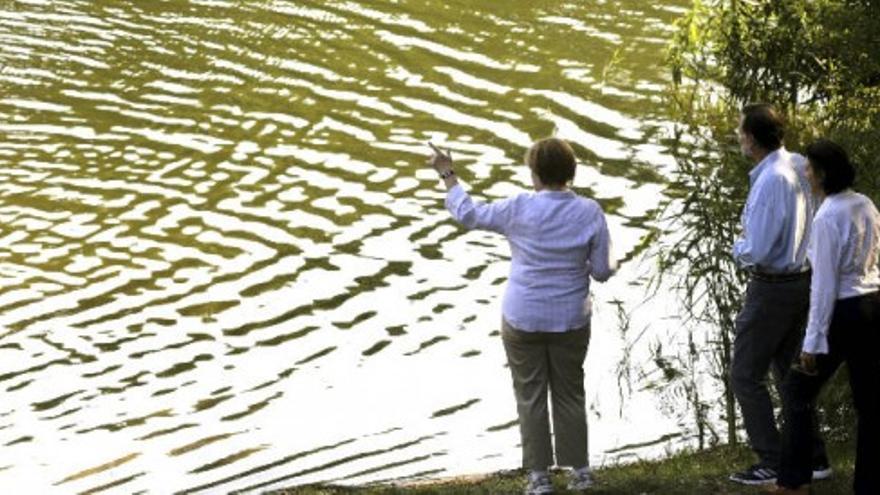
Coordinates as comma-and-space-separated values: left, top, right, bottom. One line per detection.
0, 1, 695, 493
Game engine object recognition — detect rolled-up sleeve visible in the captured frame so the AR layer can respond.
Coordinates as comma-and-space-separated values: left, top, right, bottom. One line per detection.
803, 218, 842, 354
588, 210, 614, 281
445, 184, 516, 234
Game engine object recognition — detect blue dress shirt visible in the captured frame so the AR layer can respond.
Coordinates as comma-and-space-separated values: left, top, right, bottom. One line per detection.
732, 147, 814, 273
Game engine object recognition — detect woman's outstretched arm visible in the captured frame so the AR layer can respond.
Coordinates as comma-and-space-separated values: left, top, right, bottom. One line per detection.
426, 142, 515, 234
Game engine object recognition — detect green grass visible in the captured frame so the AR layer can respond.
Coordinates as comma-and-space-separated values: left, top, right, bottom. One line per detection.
267, 441, 857, 494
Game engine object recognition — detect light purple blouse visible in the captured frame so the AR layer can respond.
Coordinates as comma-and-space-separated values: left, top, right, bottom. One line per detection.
446, 183, 614, 332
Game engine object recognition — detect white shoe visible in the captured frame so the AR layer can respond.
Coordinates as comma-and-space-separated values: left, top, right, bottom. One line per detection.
812, 464, 833, 481
525, 470, 553, 495
567, 466, 594, 490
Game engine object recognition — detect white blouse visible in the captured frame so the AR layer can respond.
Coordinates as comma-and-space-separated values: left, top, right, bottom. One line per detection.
803, 190, 880, 353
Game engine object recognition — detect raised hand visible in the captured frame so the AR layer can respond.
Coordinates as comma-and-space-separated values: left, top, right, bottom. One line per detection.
426, 142, 453, 175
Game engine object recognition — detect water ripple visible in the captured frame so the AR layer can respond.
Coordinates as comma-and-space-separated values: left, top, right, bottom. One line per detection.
0, 0, 690, 492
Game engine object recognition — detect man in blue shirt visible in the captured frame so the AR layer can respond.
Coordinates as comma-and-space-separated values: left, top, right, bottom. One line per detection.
728, 104, 830, 486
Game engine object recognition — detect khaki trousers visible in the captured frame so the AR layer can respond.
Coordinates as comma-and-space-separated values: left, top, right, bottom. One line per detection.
501, 318, 591, 470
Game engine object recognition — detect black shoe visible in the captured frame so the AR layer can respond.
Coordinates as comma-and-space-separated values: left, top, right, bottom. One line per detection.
729, 464, 778, 485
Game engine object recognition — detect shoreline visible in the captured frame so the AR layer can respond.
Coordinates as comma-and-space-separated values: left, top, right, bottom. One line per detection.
266, 441, 856, 494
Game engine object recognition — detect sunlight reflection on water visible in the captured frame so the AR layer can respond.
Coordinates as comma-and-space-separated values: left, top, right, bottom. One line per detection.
0, 0, 695, 492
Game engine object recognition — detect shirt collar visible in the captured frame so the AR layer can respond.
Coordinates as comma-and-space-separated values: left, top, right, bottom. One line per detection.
827, 188, 855, 201
748, 147, 788, 184
536, 189, 575, 199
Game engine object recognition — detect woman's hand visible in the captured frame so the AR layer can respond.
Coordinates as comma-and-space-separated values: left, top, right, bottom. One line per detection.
427, 142, 453, 172
799, 352, 818, 376
427, 142, 457, 188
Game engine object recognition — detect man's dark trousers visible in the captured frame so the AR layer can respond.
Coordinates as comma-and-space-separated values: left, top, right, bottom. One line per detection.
731, 274, 827, 469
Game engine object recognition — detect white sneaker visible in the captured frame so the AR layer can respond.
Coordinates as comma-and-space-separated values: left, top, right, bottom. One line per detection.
525, 470, 553, 495
812, 463, 833, 481
567, 466, 594, 490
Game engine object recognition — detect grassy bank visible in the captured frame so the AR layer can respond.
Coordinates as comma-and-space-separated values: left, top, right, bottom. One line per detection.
268, 441, 856, 494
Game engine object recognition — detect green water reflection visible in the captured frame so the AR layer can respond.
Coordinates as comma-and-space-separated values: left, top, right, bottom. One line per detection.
0, 0, 688, 492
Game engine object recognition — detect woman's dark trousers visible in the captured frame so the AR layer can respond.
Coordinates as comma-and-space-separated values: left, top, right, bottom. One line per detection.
779, 292, 880, 494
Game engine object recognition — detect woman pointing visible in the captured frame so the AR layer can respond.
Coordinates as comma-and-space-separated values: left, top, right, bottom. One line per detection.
427, 138, 615, 494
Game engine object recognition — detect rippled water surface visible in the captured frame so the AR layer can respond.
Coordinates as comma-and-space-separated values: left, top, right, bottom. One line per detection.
0, 1, 692, 493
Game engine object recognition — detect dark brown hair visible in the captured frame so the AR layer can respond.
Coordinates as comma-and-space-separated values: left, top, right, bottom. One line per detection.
806, 139, 856, 194
741, 103, 785, 151
525, 138, 576, 187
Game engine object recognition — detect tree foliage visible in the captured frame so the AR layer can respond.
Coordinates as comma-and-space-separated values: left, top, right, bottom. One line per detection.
673, 0, 880, 194
657, 0, 880, 445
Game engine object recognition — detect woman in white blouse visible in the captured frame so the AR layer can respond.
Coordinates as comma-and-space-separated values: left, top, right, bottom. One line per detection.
771, 140, 880, 495
427, 138, 614, 495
